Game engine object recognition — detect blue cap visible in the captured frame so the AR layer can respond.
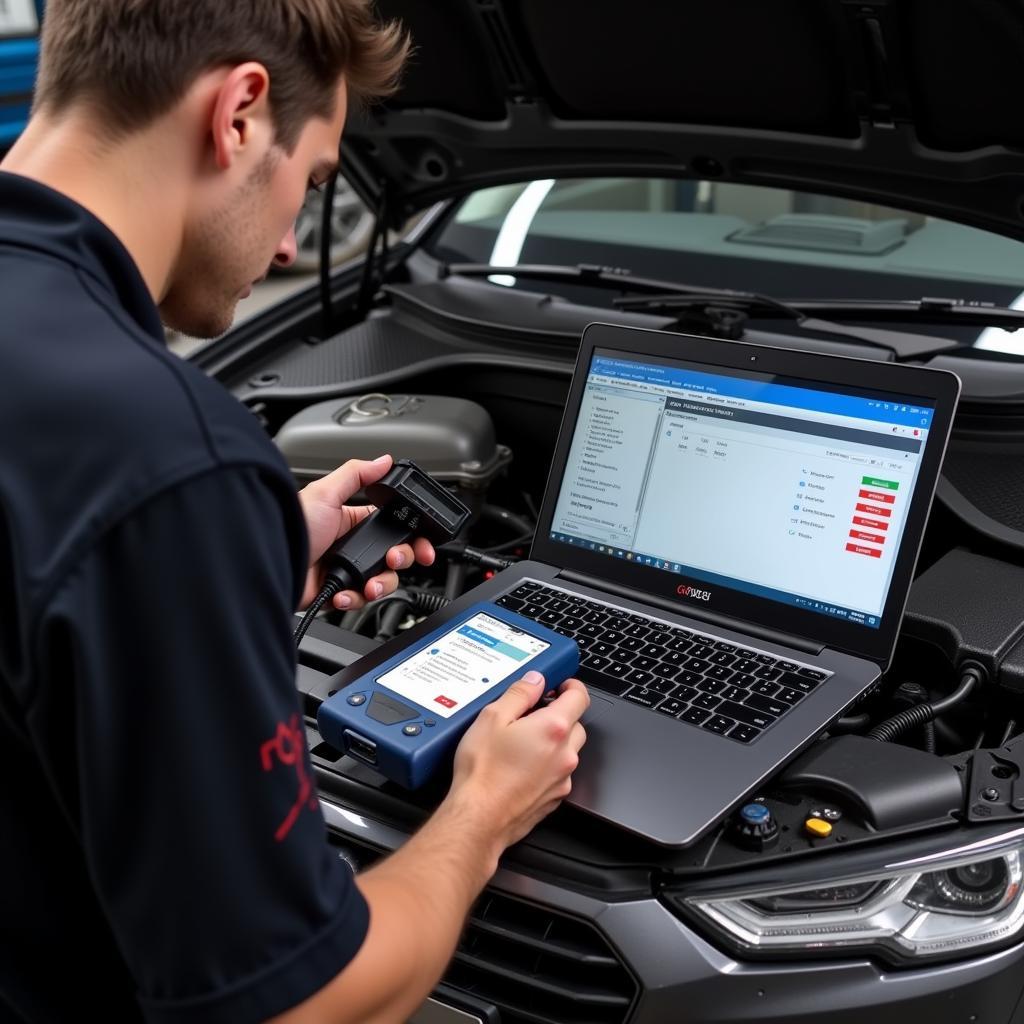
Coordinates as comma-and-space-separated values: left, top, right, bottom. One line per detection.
740, 802, 771, 825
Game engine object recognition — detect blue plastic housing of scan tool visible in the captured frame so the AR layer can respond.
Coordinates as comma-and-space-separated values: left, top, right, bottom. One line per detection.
316, 602, 580, 788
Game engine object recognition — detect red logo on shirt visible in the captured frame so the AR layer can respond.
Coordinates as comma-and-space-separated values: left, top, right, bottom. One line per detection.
260, 714, 319, 842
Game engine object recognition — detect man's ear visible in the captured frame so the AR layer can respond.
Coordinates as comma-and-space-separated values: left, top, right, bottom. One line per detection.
209, 62, 273, 172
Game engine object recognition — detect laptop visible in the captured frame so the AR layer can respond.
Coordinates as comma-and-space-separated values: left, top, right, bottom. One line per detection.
323, 324, 960, 846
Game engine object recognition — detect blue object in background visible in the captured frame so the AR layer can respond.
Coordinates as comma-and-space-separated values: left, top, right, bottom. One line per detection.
0, 2, 44, 152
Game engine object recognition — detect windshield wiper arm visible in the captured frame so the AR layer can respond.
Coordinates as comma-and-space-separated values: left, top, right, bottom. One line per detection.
447, 263, 1024, 330
620, 293, 1024, 330
614, 293, 974, 360
442, 263, 961, 360
443, 261, 733, 298
771, 296, 1024, 331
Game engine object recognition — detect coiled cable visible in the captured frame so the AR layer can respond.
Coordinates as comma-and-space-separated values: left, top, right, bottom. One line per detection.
293, 576, 344, 645
867, 665, 985, 743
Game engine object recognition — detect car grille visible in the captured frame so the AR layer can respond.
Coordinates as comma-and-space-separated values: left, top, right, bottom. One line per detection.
329, 836, 637, 1023
448, 890, 638, 1024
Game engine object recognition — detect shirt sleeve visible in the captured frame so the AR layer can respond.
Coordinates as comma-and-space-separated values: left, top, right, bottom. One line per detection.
29, 464, 369, 1023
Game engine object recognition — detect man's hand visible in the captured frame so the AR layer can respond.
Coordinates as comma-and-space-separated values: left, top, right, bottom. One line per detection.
297, 454, 435, 611
268, 673, 590, 1024
448, 672, 590, 863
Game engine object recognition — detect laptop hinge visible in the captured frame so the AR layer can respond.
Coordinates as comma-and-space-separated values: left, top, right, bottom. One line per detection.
557, 569, 824, 656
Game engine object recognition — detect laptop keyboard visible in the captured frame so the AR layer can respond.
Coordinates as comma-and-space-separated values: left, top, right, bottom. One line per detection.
497, 581, 831, 745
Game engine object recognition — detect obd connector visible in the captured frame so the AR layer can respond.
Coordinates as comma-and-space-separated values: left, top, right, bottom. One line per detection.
294, 460, 472, 645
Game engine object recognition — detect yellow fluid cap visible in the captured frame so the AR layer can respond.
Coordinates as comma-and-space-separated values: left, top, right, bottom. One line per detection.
805, 817, 833, 838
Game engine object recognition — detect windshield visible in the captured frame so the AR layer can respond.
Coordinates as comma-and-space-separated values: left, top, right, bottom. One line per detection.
430, 178, 1024, 354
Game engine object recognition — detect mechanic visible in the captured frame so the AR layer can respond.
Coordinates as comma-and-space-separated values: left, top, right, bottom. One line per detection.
0, 2, 589, 1022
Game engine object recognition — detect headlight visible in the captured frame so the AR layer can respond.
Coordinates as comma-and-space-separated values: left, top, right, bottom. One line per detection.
673, 837, 1024, 964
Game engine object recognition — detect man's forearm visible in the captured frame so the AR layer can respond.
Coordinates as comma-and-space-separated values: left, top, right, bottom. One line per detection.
271, 790, 502, 1024
270, 677, 588, 1024
354, 791, 502, 1020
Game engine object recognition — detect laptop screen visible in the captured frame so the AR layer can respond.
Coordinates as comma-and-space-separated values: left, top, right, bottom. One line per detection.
548, 349, 937, 631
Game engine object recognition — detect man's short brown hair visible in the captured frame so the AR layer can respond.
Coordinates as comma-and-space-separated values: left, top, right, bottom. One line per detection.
34, 0, 408, 151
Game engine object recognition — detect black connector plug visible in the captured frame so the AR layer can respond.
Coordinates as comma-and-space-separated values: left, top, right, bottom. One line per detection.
294, 460, 471, 645
436, 541, 519, 572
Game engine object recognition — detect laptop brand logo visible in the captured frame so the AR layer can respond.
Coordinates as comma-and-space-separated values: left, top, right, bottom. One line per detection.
676, 584, 711, 602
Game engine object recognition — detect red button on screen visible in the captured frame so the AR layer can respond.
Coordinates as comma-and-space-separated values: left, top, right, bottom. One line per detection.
434, 695, 457, 708
850, 529, 886, 543
855, 502, 892, 518
852, 515, 889, 530
846, 543, 883, 558
859, 489, 896, 504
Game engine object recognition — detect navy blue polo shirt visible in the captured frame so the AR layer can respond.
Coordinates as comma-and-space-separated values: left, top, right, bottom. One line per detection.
0, 172, 368, 1022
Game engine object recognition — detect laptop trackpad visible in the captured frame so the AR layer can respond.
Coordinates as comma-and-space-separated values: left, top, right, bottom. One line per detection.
582, 694, 613, 725
569, 699, 758, 846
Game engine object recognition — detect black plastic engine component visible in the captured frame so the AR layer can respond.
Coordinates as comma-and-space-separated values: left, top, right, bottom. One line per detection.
777, 734, 964, 831
902, 547, 1024, 692
962, 732, 1024, 823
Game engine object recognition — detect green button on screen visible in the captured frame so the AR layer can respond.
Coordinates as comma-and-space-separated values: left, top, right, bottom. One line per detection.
861, 476, 899, 490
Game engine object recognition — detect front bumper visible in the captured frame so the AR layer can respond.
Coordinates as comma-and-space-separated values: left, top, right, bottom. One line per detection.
320, 798, 1024, 1024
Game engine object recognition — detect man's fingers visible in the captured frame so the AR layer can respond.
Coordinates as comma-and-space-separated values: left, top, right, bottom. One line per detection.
344, 503, 377, 530
545, 678, 591, 724
413, 537, 436, 567
385, 540, 435, 570
494, 671, 547, 720
327, 567, 399, 610
570, 721, 587, 754
364, 570, 399, 601
332, 589, 365, 610
317, 455, 393, 507
386, 544, 416, 571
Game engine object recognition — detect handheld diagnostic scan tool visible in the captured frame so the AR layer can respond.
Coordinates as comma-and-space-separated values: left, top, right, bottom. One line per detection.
317, 602, 580, 788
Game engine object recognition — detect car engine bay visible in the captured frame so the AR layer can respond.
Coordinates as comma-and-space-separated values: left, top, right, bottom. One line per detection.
200, 251, 1024, 1021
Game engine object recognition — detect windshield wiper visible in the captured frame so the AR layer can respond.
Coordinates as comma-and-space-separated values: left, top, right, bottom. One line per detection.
761, 296, 1024, 330
445, 261, 788, 301
447, 263, 1024, 329
443, 262, 961, 360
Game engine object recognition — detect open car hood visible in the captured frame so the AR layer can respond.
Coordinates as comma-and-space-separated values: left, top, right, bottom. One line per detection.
341, 0, 1024, 241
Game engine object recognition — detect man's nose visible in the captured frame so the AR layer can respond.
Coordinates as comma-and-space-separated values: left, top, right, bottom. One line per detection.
273, 224, 298, 269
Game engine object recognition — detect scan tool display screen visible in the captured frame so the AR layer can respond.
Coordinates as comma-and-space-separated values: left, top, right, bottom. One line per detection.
375, 611, 550, 719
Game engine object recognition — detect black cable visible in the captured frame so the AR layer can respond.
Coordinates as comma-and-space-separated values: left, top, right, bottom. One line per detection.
405, 589, 450, 615
348, 597, 384, 635
341, 587, 452, 639
375, 597, 412, 642
483, 532, 534, 555
481, 504, 534, 537
867, 666, 984, 743
922, 720, 937, 754
832, 712, 871, 732
348, 588, 413, 635
521, 490, 539, 521
478, 504, 535, 555
293, 577, 344, 646
357, 183, 388, 317
437, 541, 520, 572
318, 171, 339, 339
444, 560, 468, 602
